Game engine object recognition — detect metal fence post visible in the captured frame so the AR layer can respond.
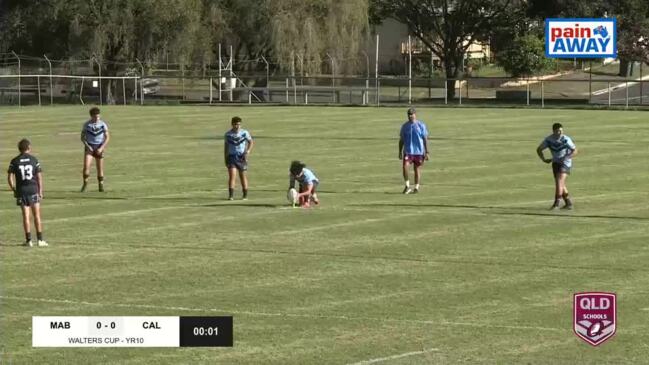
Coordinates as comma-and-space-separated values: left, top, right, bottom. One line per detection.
11, 51, 20, 106
541, 81, 544, 109
459, 80, 462, 105
92, 55, 102, 105
607, 82, 611, 107
377, 79, 381, 106
625, 81, 629, 108
136, 58, 144, 105
37, 76, 41, 106
44, 54, 53, 105
285, 78, 289, 103
122, 78, 126, 105
526, 79, 530, 106
326, 53, 335, 103
444, 79, 448, 105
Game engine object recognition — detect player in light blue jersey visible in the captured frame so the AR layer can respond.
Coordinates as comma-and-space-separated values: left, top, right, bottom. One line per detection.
537, 122, 578, 210
398, 107, 429, 194
289, 161, 319, 208
224, 116, 254, 200
80, 107, 110, 192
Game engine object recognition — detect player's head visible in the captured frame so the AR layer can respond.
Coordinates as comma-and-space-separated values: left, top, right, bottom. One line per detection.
18, 138, 31, 153
290, 160, 306, 177
552, 122, 563, 137
89, 107, 101, 121
407, 107, 416, 121
231, 116, 242, 131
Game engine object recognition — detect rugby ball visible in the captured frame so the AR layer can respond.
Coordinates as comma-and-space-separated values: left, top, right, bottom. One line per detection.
588, 322, 602, 337
287, 188, 298, 204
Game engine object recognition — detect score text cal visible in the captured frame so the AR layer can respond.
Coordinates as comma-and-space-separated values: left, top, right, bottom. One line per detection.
33, 316, 233, 347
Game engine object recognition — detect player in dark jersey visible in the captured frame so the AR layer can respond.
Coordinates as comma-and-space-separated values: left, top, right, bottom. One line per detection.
81, 107, 110, 192
7, 139, 47, 247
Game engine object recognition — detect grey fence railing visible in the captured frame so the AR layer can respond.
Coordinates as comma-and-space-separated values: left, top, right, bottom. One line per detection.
2, 74, 649, 108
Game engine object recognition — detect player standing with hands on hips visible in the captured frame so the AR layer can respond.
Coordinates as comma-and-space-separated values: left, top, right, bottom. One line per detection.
7, 139, 47, 247
536, 122, 578, 210
80, 107, 110, 192
399, 107, 429, 194
224, 116, 254, 200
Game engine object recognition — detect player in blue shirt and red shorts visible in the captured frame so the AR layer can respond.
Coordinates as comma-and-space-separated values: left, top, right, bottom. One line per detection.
289, 161, 320, 208
398, 107, 429, 194
224, 116, 254, 200
536, 122, 578, 210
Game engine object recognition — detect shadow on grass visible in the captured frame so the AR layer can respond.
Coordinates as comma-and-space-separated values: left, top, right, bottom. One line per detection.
350, 202, 649, 221
197, 203, 284, 208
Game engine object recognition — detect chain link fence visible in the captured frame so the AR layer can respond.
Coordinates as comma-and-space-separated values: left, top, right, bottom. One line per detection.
2, 53, 648, 108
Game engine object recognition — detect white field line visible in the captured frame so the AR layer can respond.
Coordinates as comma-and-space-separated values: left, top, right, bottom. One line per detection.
346, 348, 440, 365
44, 205, 188, 223
0, 295, 562, 332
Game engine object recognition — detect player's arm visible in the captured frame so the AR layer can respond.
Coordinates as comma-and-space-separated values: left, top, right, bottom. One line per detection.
244, 136, 254, 160
7, 171, 16, 196
536, 143, 551, 163
224, 140, 229, 166
98, 130, 110, 153
37, 171, 43, 198
296, 183, 313, 198
80, 130, 92, 150
423, 136, 429, 160
564, 139, 578, 160
398, 137, 404, 159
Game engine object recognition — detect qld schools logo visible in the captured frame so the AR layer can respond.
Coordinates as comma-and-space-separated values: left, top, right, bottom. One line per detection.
546, 18, 617, 58
573, 292, 617, 346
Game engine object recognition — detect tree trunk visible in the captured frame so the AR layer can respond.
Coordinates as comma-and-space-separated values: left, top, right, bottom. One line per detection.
619, 59, 630, 77
443, 54, 461, 100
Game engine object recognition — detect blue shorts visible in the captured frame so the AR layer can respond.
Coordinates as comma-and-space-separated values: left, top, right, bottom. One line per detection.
552, 162, 571, 176
227, 154, 247, 171
85, 143, 104, 158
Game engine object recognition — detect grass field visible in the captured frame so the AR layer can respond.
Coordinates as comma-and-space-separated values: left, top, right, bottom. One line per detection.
1, 105, 649, 364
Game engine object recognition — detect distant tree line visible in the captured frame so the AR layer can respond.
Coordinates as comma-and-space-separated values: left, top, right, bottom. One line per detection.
2, 0, 647, 100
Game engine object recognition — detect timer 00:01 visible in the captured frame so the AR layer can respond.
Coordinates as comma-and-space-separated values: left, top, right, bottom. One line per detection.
193, 326, 218, 336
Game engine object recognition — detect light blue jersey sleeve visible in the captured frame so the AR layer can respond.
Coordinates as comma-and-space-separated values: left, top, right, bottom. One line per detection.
420, 122, 429, 138
301, 168, 319, 185
565, 136, 576, 150
243, 130, 252, 141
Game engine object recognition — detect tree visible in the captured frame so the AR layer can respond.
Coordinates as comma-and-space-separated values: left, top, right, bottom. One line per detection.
611, 0, 649, 76
496, 34, 554, 77
526, 0, 649, 76
371, 0, 524, 99
267, 0, 370, 76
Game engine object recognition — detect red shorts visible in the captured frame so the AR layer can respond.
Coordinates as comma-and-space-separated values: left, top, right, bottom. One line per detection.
403, 154, 425, 167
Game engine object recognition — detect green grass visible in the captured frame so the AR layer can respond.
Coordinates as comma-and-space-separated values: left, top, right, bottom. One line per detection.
1, 105, 649, 364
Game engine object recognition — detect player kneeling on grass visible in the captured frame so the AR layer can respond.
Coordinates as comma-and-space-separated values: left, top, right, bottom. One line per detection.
7, 139, 47, 247
81, 107, 110, 192
289, 161, 319, 208
536, 122, 578, 210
